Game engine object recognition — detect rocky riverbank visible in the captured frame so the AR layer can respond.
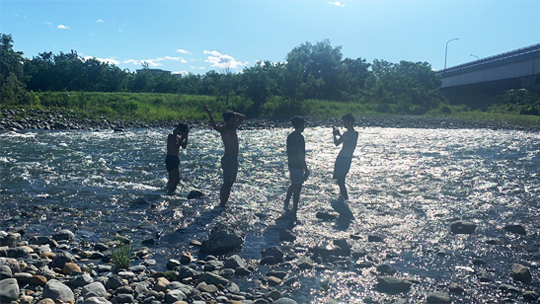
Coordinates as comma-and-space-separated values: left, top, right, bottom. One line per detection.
1, 108, 538, 132
1, 211, 539, 304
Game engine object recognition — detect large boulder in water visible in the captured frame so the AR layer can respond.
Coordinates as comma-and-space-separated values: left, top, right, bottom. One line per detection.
450, 220, 476, 234
200, 222, 245, 255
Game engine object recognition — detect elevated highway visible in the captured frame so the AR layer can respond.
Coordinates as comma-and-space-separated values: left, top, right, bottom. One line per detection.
437, 43, 540, 93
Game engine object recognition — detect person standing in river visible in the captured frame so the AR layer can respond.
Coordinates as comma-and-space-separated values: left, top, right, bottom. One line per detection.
284, 116, 310, 214
204, 105, 245, 207
166, 122, 189, 195
332, 113, 358, 199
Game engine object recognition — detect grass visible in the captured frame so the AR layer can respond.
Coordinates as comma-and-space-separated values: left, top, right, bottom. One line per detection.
110, 241, 132, 270
1, 91, 539, 129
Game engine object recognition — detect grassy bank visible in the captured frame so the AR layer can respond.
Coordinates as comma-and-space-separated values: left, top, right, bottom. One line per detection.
1, 91, 539, 128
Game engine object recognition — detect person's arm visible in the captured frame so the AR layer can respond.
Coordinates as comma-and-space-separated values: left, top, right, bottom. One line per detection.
300, 138, 309, 174
204, 105, 222, 132
234, 112, 246, 128
333, 127, 344, 146
181, 132, 188, 149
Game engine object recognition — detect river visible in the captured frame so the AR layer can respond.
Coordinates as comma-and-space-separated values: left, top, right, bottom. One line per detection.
1, 126, 539, 303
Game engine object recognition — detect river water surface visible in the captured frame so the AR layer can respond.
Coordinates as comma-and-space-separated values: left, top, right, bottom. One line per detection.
1, 126, 539, 303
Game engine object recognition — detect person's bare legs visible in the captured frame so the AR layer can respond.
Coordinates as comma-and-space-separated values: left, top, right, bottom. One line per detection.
292, 184, 302, 212
220, 181, 234, 207
167, 169, 180, 195
284, 183, 294, 210
337, 178, 347, 199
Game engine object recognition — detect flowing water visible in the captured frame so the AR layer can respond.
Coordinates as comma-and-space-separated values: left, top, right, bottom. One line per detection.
1, 126, 539, 303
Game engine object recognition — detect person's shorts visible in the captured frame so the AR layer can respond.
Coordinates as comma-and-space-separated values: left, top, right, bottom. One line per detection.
221, 155, 238, 183
289, 168, 304, 185
165, 155, 180, 172
333, 156, 352, 179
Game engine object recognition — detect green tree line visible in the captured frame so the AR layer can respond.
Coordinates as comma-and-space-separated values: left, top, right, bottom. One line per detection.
2, 33, 539, 119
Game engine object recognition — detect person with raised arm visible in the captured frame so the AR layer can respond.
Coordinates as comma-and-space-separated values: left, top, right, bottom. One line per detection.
204, 105, 245, 207
332, 113, 358, 199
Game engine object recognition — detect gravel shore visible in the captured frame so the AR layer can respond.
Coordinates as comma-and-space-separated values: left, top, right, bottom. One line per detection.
1, 108, 538, 132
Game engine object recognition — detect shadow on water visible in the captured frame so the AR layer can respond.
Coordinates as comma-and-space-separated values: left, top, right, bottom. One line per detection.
330, 198, 354, 230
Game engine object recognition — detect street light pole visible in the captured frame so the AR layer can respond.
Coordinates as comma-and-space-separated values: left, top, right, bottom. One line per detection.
444, 38, 459, 70
470, 54, 479, 60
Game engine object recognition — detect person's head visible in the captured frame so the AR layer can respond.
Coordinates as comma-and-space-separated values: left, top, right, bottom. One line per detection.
291, 116, 305, 131
174, 122, 189, 135
341, 113, 355, 128
222, 111, 237, 126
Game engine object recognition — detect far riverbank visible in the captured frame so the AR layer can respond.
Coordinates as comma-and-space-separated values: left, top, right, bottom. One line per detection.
1, 108, 539, 133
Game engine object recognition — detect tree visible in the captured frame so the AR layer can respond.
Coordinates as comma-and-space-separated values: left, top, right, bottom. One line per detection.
0, 33, 29, 105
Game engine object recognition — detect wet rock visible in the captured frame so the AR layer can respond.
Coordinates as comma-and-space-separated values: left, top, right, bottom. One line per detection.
81, 297, 113, 304
154, 277, 170, 292
178, 266, 199, 280
166, 289, 188, 302
8, 247, 31, 259
68, 273, 94, 288
14, 272, 33, 284
180, 252, 192, 264
200, 222, 245, 254
52, 229, 75, 241
504, 224, 527, 236
448, 283, 464, 294
0, 265, 12, 279
510, 263, 532, 283
0, 278, 19, 303
42, 279, 74, 302
235, 266, 252, 276
82, 282, 107, 297
0, 257, 21, 273
297, 256, 314, 270
376, 263, 396, 275
30, 236, 52, 246
267, 276, 282, 286
279, 230, 296, 242
51, 251, 76, 269
261, 246, 284, 262
219, 268, 234, 279
426, 291, 451, 303
267, 270, 287, 279
116, 294, 134, 303
522, 291, 539, 301
450, 221, 477, 234
1, 233, 21, 247
105, 275, 125, 290
63, 262, 81, 274
376, 276, 411, 294
196, 281, 218, 293
167, 259, 181, 270
224, 254, 246, 269
355, 260, 373, 268
187, 190, 204, 199
273, 298, 297, 304
316, 210, 340, 220
368, 235, 384, 242
351, 245, 367, 258
499, 284, 521, 293
333, 238, 351, 256
199, 272, 229, 285
476, 269, 492, 282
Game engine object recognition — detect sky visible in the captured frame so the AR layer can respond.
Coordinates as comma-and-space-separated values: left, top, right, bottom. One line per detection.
1, 0, 539, 75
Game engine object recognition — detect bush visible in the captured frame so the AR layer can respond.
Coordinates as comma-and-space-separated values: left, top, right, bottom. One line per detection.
110, 242, 132, 270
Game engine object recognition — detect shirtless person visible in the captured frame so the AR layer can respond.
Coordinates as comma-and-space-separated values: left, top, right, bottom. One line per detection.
166, 122, 189, 195
332, 113, 358, 199
204, 105, 245, 207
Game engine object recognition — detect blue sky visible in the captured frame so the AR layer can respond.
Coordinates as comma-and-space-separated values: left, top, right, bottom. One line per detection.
1, 0, 539, 75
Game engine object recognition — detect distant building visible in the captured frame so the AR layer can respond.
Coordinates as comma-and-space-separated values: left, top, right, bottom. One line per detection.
136, 69, 172, 75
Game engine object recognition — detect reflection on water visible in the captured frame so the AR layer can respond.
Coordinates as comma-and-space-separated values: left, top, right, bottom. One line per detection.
1, 127, 539, 303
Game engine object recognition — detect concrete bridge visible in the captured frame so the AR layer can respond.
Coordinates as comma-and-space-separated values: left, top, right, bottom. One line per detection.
437, 43, 540, 93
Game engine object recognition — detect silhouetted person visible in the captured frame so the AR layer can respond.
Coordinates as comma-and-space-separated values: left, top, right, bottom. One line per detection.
166, 123, 189, 195
284, 116, 309, 213
333, 113, 358, 199
204, 105, 245, 207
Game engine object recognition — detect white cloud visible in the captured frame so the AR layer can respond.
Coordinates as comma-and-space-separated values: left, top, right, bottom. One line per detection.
57, 25, 69, 30
199, 67, 206, 70
15, 14, 19, 17
124, 59, 162, 67
44, 21, 52, 25
204, 51, 249, 69
176, 49, 192, 55
96, 19, 104, 23
83, 56, 120, 65
204, 50, 222, 56
327, 1, 345, 7
173, 71, 189, 76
